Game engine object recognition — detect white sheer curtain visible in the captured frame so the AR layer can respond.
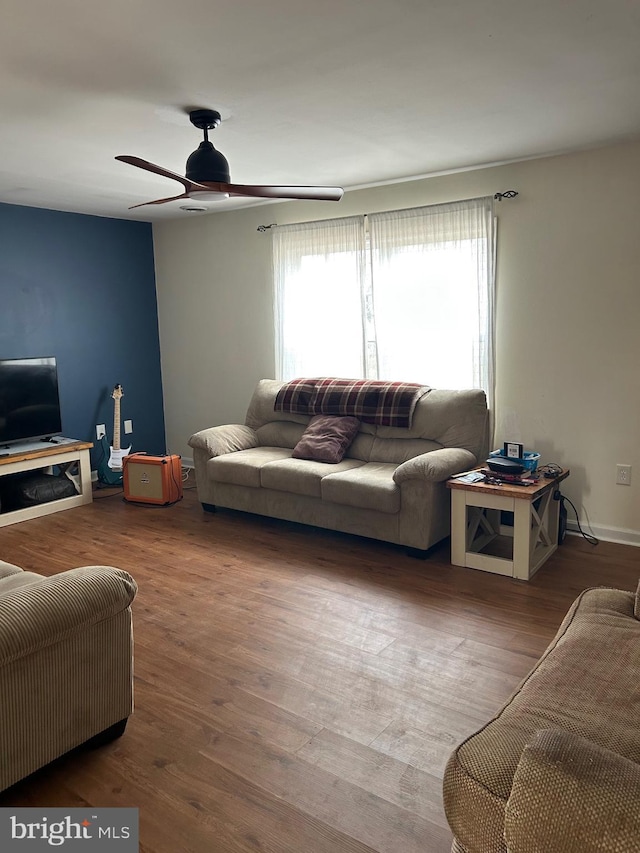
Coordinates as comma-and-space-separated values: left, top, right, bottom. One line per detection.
368, 198, 496, 405
273, 197, 495, 407
273, 217, 367, 380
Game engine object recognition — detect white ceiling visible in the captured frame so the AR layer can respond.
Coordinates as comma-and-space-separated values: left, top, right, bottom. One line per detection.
1, 0, 639, 222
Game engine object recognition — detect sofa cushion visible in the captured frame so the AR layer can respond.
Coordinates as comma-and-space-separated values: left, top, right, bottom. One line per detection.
261, 458, 365, 498
0, 572, 46, 595
208, 447, 293, 488
246, 379, 311, 431
321, 463, 400, 513
0, 561, 24, 580
256, 421, 306, 449
292, 415, 361, 464
369, 436, 442, 464
443, 586, 640, 853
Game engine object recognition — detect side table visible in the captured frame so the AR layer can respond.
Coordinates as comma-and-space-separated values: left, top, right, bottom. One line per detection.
447, 469, 570, 580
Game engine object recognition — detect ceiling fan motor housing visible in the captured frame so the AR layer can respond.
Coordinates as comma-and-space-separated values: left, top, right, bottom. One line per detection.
186, 141, 230, 183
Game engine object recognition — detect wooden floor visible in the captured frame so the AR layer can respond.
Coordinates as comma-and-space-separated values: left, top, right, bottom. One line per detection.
0, 474, 638, 853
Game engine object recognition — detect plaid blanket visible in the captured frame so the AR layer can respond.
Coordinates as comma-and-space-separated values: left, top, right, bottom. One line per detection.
274, 378, 430, 428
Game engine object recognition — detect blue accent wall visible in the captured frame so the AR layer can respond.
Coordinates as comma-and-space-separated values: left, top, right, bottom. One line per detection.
0, 202, 165, 467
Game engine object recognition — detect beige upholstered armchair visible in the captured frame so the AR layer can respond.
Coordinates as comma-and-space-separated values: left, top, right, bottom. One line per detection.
0, 560, 137, 791
504, 728, 640, 853
444, 583, 640, 853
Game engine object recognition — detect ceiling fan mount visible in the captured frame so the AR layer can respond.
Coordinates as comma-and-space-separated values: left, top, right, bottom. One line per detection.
188, 109, 222, 131
115, 106, 344, 210
184, 108, 230, 184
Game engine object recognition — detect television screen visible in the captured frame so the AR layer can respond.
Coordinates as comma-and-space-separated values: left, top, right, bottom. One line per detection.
0, 357, 63, 446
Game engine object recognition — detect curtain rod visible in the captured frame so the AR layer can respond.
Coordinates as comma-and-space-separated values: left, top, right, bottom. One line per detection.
257, 190, 518, 231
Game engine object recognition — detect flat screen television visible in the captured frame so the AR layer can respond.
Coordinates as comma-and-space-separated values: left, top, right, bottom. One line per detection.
0, 357, 63, 447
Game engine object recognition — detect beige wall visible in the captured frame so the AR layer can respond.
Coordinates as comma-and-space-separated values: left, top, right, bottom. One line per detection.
153, 140, 640, 541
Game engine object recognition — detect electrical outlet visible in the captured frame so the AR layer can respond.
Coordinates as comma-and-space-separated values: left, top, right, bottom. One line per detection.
96, 424, 106, 440
124, 419, 133, 434
616, 464, 632, 485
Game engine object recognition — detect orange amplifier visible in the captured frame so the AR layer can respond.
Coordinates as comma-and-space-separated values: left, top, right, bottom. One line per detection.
123, 453, 183, 505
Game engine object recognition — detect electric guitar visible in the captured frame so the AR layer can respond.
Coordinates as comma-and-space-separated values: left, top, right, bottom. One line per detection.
97, 384, 132, 486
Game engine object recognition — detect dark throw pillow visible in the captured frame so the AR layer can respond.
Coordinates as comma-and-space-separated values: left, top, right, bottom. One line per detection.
292, 415, 360, 464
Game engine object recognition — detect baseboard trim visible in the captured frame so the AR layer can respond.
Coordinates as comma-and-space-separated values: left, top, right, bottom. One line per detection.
567, 520, 640, 547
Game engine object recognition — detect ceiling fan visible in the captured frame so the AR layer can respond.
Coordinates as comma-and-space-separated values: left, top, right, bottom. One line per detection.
116, 109, 344, 209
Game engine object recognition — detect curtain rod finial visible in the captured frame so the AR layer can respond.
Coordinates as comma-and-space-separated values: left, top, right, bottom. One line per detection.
494, 190, 519, 201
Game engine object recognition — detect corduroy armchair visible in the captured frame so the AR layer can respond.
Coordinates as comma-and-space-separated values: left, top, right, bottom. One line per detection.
444, 582, 640, 853
0, 559, 137, 791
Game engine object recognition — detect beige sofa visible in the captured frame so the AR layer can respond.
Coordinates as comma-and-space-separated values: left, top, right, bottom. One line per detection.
188, 379, 488, 553
443, 582, 640, 853
0, 560, 137, 791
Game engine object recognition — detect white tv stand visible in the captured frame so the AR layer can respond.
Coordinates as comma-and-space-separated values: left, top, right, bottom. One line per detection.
0, 440, 93, 527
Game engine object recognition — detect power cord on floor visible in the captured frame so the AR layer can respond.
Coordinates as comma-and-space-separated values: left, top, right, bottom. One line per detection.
554, 490, 599, 546
181, 466, 197, 490
163, 448, 196, 490
93, 484, 124, 499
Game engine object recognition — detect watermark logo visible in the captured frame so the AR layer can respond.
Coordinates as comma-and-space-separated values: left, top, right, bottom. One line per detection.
0, 809, 138, 850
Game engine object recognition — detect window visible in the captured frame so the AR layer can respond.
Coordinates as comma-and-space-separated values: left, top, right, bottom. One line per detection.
273, 196, 495, 405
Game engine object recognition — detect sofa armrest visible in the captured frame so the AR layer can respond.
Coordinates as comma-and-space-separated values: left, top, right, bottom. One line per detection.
0, 566, 137, 665
188, 424, 259, 459
505, 728, 640, 853
393, 448, 477, 484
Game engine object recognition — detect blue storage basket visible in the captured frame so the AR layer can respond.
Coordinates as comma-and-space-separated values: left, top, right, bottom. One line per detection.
489, 449, 540, 472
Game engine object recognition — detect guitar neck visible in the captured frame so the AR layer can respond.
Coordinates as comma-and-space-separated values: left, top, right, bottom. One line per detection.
113, 397, 121, 451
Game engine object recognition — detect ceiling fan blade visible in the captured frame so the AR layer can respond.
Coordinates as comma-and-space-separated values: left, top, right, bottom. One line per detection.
220, 183, 344, 202
116, 156, 208, 192
128, 192, 190, 210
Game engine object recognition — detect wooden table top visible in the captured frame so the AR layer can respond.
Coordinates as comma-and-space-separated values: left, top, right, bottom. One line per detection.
447, 467, 570, 500
0, 440, 93, 467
